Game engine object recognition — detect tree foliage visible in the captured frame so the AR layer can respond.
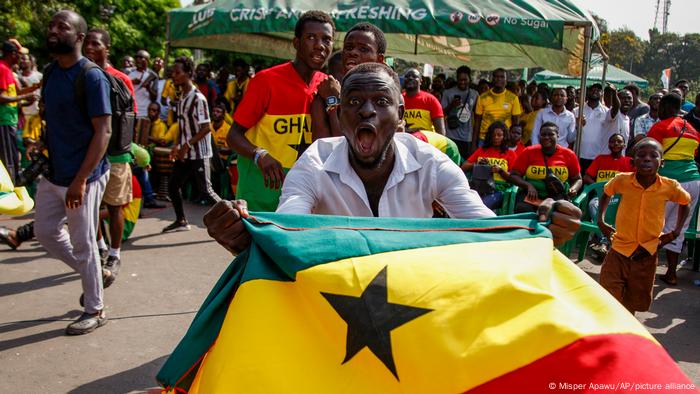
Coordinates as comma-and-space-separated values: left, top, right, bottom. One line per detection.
0, 0, 179, 67
604, 28, 646, 75
596, 18, 700, 96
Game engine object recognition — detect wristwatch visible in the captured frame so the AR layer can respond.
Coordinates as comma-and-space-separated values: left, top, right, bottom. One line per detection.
326, 96, 340, 113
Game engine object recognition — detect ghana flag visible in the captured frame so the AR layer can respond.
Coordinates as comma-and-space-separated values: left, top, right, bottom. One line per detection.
121, 174, 142, 240
157, 213, 696, 393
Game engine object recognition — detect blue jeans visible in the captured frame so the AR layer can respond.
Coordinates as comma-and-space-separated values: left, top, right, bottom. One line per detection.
481, 191, 503, 211
133, 166, 156, 202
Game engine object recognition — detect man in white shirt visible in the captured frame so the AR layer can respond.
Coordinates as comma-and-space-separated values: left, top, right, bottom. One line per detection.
631, 93, 661, 141
128, 50, 157, 119
573, 83, 608, 175
277, 132, 491, 218
203, 63, 581, 253
603, 86, 631, 147
531, 87, 576, 147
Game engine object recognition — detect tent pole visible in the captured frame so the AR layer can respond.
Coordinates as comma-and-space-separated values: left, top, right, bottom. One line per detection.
596, 41, 609, 85
165, 12, 171, 65
574, 24, 592, 157
601, 59, 608, 85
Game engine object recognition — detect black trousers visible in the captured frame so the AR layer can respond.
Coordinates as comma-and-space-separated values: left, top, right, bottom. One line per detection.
168, 159, 220, 221
453, 139, 472, 161
579, 158, 594, 178
0, 125, 19, 184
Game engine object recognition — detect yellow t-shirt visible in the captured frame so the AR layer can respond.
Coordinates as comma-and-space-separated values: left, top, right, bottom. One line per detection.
520, 110, 539, 145
224, 78, 250, 114
23, 115, 43, 142
475, 89, 523, 140
161, 79, 179, 101
150, 118, 177, 145
211, 121, 232, 150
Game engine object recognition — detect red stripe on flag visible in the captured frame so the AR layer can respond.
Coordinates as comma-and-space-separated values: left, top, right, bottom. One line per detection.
467, 334, 697, 393
132, 175, 142, 198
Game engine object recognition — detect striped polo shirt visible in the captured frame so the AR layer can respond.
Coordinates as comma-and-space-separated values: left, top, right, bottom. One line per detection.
177, 85, 212, 160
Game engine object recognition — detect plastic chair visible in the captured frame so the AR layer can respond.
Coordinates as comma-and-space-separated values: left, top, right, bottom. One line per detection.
558, 182, 619, 261
496, 184, 518, 216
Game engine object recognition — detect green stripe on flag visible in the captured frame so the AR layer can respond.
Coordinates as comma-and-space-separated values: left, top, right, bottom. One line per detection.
240, 212, 549, 283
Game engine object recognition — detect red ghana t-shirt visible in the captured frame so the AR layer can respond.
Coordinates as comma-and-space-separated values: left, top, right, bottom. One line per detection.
585, 154, 633, 182
468, 146, 517, 182
513, 145, 580, 182
233, 61, 327, 169
403, 90, 444, 132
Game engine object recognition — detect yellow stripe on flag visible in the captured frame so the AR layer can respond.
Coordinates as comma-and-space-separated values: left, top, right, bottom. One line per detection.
189, 237, 652, 393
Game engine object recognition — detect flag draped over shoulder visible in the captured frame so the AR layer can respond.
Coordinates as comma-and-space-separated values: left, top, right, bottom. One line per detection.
157, 213, 695, 393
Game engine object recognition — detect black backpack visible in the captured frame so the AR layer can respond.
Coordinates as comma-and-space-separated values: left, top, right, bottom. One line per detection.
42, 60, 135, 156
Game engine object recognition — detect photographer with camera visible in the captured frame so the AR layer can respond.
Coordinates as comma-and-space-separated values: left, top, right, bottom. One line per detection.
441, 66, 478, 159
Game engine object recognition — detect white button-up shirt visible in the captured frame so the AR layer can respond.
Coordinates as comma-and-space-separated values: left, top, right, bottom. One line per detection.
277, 133, 495, 219
573, 103, 609, 160
531, 106, 577, 146
603, 110, 630, 146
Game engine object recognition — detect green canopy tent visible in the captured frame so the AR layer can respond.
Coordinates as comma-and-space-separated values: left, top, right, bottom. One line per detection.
532, 55, 649, 89
167, 0, 600, 153
167, 0, 599, 76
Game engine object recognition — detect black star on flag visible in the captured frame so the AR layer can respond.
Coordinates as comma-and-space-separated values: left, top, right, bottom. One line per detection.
288, 133, 312, 157
321, 266, 432, 380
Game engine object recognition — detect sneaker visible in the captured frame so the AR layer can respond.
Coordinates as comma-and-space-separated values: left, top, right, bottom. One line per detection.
162, 220, 191, 233
104, 255, 121, 277
0, 227, 19, 250
144, 200, 166, 209
65, 311, 107, 335
590, 243, 609, 260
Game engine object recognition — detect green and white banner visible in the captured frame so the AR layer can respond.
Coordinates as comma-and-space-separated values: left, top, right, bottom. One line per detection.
169, 0, 599, 74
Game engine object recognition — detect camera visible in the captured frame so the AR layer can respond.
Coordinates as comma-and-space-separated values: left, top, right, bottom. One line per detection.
17, 150, 49, 187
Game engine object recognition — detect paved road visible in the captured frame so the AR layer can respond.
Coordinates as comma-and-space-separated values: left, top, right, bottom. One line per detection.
1, 203, 699, 393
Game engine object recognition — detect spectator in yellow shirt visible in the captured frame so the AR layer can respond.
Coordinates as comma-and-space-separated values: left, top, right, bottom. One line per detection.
473, 68, 522, 151
211, 100, 232, 158
223, 59, 250, 116
147, 102, 176, 147
520, 90, 548, 145
160, 76, 178, 105
210, 100, 234, 198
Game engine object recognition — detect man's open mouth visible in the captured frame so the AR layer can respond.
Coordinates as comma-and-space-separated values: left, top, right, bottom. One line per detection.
356, 124, 376, 154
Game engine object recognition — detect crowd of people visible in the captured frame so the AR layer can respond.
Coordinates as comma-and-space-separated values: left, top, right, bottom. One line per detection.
0, 9, 698, 335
